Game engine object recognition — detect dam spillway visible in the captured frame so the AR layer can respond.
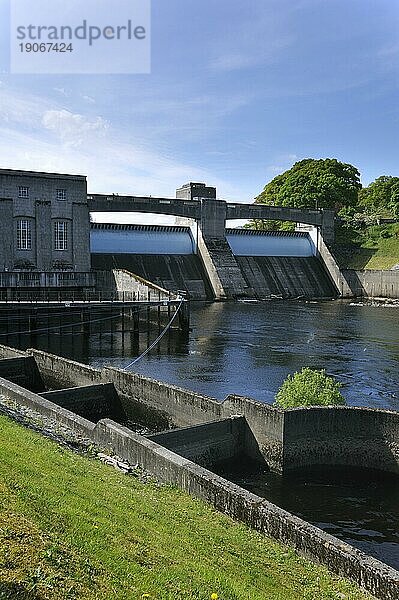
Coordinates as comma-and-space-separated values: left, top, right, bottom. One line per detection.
90, 223, 337, 300
90, 224, 212, 299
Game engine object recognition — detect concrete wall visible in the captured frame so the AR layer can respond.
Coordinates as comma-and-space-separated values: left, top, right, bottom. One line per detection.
317, 234, 353, 297
236, 256, 337, 299
27, 348, 103, 390
0, 169, 90, 273
148, 417, 246, 467
0, 373, 396, 599
223, 394, 285, 471
41, 383, 126, 423
0, 344, 398, 476
20, 349, 175, 431
0, 356, 45, 392
92, 254, 213, 301
95, 268, 175, 301
284, 406, 399, 475
195, 226, 228, 300
0, 375, 95, 437
342, 269, 399, 299
102, 365, 223, 428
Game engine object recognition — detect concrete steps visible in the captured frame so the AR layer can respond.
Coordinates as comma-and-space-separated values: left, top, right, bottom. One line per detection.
203, 237, 251, 298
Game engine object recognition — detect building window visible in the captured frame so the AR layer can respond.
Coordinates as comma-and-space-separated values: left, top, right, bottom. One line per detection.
17, 219, 32, 250
56, 189, 66, 201
18, 186, 29, 198
54, 221, 68, 251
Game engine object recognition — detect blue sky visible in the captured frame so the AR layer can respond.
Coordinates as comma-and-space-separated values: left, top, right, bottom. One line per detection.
0, 0, 398, 220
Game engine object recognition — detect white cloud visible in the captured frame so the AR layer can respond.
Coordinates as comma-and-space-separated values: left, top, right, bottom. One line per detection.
0, 85, 249, 224
265, 153, 300, 177
42, 109, 109, 147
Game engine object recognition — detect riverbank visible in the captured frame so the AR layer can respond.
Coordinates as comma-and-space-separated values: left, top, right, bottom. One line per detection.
334, 223, 399, 270
0, 414, 374, 600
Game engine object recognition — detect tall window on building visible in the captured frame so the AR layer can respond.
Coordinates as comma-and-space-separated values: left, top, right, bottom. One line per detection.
54, 221, 68, 251
16, 219, 32, 250
56, 189, 66, 200
18, 186, 29, 198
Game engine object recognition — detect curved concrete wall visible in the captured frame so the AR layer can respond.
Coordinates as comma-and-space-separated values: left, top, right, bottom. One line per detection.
91, 224, 318, 258
1, 345, 396, 476
283, 405, 399, 474
226, 231, 316, 257
91, 224, 195, 255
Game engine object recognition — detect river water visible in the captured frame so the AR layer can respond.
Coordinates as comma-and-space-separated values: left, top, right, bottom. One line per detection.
90, 300, 399, 411
214, 459, 399, 570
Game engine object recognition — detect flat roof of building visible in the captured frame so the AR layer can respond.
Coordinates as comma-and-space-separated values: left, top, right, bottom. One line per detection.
0, 168, 86, 181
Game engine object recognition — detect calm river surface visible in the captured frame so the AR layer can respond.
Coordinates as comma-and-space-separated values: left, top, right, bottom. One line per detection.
214, 460, 399, 570
90, 300, 399, 411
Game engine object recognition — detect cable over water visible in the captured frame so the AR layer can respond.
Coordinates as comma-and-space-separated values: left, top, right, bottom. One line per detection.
123, 298, 184, 369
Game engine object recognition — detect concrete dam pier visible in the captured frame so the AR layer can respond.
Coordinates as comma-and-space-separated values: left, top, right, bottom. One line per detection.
91, 224, 337, 300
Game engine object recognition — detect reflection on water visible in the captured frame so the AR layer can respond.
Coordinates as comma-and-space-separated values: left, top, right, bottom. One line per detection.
214, 458, 399, 570
97, 300, 399, 410
2, 300, 398, 410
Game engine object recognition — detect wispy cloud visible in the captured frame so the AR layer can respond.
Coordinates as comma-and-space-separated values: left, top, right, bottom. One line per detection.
210, 34, 295, 73
265, 153, 300, 177
42, 109, 109, 147
208, 5, 295, 72
0, 84, 242, 215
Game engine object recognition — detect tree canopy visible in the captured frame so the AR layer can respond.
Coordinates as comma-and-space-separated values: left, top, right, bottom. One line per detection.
358, 176, 399, 217
256, 158, 361, 211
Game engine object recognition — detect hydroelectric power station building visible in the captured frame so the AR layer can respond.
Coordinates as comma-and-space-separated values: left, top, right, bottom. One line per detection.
0, 168, 93, 293
0, 167, 356, 300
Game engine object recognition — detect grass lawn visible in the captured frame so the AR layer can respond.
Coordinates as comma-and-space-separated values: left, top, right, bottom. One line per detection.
0, 415, 375, 600
334, 223, 399, 270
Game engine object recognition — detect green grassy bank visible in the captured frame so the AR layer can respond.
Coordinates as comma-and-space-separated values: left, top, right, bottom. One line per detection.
0, 415, 374, 600
334, 223, 399, 270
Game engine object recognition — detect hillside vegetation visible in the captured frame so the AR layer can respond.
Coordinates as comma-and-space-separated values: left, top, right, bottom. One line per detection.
0, 415, 374, 600
250, 159, 399, 270
334, 222, 399, 270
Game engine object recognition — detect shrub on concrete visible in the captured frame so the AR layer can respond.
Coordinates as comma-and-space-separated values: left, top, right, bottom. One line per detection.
275, 367, 346, 409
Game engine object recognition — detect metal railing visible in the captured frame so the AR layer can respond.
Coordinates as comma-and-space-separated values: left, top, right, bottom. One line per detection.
0, 271, 96, 288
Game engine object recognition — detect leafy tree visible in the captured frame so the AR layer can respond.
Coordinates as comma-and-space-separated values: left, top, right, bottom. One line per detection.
358, 176, 399, 217
243, 219, 295, 232
275, 367, 346, 409
256, 158, 361, 211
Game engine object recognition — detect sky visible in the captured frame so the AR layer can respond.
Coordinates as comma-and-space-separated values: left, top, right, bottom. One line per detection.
0, 0, 398, 224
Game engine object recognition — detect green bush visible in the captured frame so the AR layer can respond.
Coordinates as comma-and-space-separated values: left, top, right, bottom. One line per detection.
275, 367, 346, 409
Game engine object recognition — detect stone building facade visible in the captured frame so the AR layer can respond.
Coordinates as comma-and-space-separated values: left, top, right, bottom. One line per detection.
0, 168, 91, 273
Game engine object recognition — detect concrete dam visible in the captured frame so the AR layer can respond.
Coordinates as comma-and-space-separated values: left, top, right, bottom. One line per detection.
90, 223, 337, 300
